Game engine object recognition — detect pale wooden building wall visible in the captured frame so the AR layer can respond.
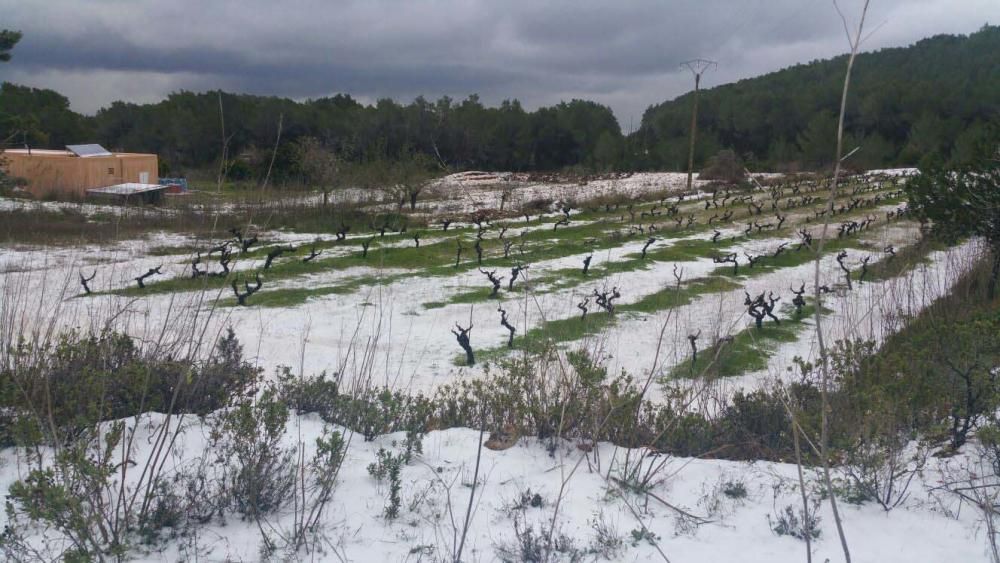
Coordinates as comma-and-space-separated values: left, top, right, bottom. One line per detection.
2, 150, 159, 199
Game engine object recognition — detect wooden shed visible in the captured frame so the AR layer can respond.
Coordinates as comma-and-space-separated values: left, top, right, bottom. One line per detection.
2, 144, 159, 199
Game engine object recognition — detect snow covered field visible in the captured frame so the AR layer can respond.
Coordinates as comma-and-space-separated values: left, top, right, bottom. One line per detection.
1, 169, 995, 561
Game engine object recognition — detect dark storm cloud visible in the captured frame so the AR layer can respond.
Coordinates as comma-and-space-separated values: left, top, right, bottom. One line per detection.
1, 0, 995, 122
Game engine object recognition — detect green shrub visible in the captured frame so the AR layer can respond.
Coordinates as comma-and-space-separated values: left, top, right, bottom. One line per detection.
0, 328, 259, 446
213, 385, 296, 519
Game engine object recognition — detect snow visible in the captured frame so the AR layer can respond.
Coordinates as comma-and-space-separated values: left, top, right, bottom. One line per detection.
0, 416, 988, 562
2, 167, 997, 560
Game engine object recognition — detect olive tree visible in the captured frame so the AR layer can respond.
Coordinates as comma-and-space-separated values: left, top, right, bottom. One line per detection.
292, 136, 339, 206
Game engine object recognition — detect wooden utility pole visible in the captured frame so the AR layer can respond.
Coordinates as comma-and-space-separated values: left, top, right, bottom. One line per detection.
681, 59, 717, 190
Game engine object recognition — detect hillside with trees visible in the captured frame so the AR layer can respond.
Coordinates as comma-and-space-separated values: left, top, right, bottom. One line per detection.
634, 24, 999, 171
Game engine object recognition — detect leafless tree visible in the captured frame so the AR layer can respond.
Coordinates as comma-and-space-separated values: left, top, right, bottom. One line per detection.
641, 237, 656, 259
498, 306, 516, 348
797, 228, 814, 251
509, 264, 528, 290
211, 246, 233, 277
837, 250, 853, 290
264, 245, 295, 269
714, 252, 739, 274
79, 270, 96, 294
745, 290, 780, 329
260, 112, 283, 191
134, 266, 162, 289
858, 255, 872, 284
232, 273, 263, 305
190, 253, 207, 278
292, 136, 339, 206
773, 242, 789, 258
452, 323, 474, 366
216, 90, 235, 193
593, 287, 620, 314
479, 268, 503, 298
302, 246, 323, 262
812, 3, 873, 560
227, 226, 258, 253
687, 329, 701, 365
208, 240, 232, 255
791, 283, 807, 317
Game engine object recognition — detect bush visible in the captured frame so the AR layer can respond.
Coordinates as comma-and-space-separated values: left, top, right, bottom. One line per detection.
213, 385, 296, 519
699, 149, 746, 183
367, 447, 406, 519
435, 350, 647, 450
723, 480, 748, 499
843, 430, 927, 511
768, 503, 821, 541
4, 422, 131, 560
0, 328, 259, 446
588, 512, 624, 559
495, 514, 582, 563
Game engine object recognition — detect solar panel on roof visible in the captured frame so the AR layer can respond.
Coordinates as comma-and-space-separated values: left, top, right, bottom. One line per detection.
66, 144, 113, 158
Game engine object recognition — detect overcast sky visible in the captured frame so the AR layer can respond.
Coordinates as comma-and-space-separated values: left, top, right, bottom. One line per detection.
1, 0, 995, 127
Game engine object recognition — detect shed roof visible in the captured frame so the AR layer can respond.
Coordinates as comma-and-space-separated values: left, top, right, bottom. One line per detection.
87, 183, 167, 196
3, 148, 154, 158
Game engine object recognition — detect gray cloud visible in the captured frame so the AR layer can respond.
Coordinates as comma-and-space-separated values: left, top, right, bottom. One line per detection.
1, 0, 995, 123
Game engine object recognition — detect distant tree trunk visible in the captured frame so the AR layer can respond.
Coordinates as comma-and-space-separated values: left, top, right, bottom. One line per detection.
409, 188, 419, 211
990, 246, 1000, 300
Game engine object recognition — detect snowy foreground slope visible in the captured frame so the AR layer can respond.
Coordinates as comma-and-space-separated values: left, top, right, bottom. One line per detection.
0, 415, 985, 562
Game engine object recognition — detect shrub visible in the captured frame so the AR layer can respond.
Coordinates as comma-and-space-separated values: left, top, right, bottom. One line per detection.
717, 389, 793, 460
628, 527, 660, 547
699, 149, 746, 183
368, 442, 421, 519
435, 350, 647, 450
4, 422, 131, 561
723, 480, 748, 500
843, 430, 927, 511
213, 385, 296, 519
0, 328, 259, 447
768, 503, 821, 541
505, 489, 546, 511
588, 512, 625, 559
495, 514, 582, 563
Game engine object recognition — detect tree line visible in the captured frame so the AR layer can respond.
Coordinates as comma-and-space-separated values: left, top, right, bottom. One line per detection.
635, 24, 999, 172
1, 25, 996, 184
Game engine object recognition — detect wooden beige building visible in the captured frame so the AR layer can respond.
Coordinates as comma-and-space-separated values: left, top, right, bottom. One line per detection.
2, 144, 158, 199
